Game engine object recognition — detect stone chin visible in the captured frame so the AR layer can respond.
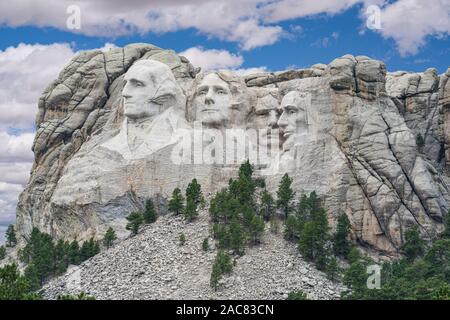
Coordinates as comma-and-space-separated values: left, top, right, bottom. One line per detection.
123, 102, 161, 120
198, 110, 228, 127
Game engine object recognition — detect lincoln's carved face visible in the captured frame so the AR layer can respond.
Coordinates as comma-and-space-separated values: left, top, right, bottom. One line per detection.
251, 93, 281, 145
193, 73, 233, 127
278, 91, 308, 151
122, 60, 179, 120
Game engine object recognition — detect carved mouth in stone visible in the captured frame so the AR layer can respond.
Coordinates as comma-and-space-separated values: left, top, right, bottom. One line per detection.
202, 108, 219, 113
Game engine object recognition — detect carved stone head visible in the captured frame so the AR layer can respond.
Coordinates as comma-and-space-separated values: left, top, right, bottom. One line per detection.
192, 72, 250, 128
249, 89, 281, 146
278, 91, 309, 151
122, 59, 182, 120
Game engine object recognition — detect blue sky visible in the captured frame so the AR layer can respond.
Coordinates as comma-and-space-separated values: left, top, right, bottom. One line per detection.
0, 4, 448, 73
0, 0, 449, 243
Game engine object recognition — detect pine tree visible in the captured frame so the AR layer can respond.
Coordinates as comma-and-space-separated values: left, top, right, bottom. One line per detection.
276, 174, 295, 218
0, 263, 31, 300
333, 214, 351, 258
24, 263, 41, 291
186, 178, 203, 207
0, 246, 5, 261
236, 161, 256, 207
216, 224, 230, 249
68, 240, 81, 265
168, 187, 185, 215
19, 228, 56, 284
249, 215, 265, 244
210, 262, 221, 291
442, 209, 450, 239
242, 204, 256, 229
202, 238, 209, 252
103, 227, 117, 249
179, 233, 186, 246
229, 217, 244, 254
143, 198, 158, 223
298, 207, 329, 270
126, 211, 144, 236
184, 196, 198, 221
284, 215, 298, 241
287, 290, 308, 300
215, 250, 233, 274
260, 189, 275, 221
239, 159, 253, 179
347, 246, 361, 264
5, 225, 17, 247
326, 256, 341, 281
80, 241, 90, 261
401, 226, 425, 260
54, 239, 70, 275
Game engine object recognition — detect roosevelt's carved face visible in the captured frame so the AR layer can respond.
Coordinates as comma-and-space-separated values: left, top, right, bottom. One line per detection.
193, 73, 233, 127
122, 60, 179, 120
251, 93, 281, 145
278, 91, 308, 151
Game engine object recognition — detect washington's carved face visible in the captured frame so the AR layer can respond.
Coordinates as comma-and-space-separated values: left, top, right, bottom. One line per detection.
278, 91, 308, 151
251, 94, 281, 145
193, 73, 233, 127
122, 60, 178, 120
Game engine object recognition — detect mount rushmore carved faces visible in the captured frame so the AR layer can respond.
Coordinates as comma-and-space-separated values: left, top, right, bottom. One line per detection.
192, 72, 251, 129
278, 91, 309, 152
193, 73, 233, 128
101, 59, 188, 159
250, 90, 281, 149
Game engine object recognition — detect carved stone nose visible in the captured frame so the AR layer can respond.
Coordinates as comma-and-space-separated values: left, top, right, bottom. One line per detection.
205, 95, 214, 105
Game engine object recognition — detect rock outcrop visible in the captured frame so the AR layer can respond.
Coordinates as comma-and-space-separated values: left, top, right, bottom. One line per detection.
42, 212, 346, 300
15, 44, 450, 258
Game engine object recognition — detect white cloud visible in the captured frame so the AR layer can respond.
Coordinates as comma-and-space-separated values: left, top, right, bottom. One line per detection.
375, 0, 450, 56
0, 1, 448, 54
179, 47, 244, 70
0, 131, 34, 162
232, 67, 269, 76
0, 43, 75, 131
0, 162, 32, 185
99, 42, 118, 52
0, 42, 77, 242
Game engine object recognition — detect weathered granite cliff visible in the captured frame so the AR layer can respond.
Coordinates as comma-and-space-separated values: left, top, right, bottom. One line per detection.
15, 43, 450, 257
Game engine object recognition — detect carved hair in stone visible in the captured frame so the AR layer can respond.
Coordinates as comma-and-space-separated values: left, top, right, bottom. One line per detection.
101, 59, 188, 159
122, 59, 185, 120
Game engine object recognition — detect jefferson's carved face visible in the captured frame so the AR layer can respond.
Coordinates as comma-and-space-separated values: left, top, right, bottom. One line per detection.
251, 94, 281, 145
193, 73, 233, 127
278, 91, 308, 151
122, 61, 178, 120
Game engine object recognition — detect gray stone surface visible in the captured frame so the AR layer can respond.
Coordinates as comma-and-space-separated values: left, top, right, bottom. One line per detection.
42, 212, 345, 300
15, 44, 450, 258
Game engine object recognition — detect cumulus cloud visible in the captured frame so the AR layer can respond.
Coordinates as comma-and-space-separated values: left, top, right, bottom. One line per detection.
0, 43, 75, 131
0, 42, 77, 243
375, 0, 450, 56
0, 131, 34, 162
179, 46, 244, 70
0, 1, 448, 54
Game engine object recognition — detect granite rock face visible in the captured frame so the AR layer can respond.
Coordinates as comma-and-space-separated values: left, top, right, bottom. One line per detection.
42, 212, 346, 300
16, 44, 450, 257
